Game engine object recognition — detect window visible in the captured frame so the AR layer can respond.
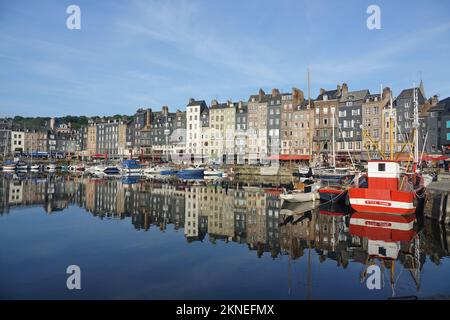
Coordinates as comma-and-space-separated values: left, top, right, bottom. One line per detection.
378, 163, 386, 171
447, 132, 450, 140
446, 120, 450, 128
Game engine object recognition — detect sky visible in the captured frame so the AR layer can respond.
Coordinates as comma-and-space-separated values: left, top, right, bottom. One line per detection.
0, 0, 450, 117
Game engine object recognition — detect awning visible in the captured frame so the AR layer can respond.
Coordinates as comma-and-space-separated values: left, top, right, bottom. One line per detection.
266, 154, 311, 161
422, 154, 449, 162
92, 153, 108, 159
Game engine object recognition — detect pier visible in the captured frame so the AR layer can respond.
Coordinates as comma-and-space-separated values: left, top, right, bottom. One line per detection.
425, 179, 450, 224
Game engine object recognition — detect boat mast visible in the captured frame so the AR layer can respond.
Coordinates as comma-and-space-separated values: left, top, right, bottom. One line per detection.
413, 85, 420, 166
332, 107, 336, 169
308, 68, 313, 163
380, 84, 385, 159
389, 89, 394, 160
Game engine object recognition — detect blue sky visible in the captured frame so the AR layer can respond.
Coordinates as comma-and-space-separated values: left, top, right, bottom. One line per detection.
0, 0, 449, 117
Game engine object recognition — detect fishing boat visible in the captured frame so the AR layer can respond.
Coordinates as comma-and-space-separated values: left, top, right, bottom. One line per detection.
176, 167, 204, 180
122, 159, 143, 176
349, 86, 425, 215
349, 161, 424, 215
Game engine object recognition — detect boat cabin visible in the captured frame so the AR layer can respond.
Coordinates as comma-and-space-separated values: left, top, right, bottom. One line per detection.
367, 160, 401, 191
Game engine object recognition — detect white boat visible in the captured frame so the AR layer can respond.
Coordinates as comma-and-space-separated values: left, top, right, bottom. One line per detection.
29, 164, 40, 170
280, 191, 319, 203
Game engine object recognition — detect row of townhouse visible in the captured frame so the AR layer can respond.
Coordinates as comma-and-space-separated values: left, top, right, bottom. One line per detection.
2, 81, 448, 162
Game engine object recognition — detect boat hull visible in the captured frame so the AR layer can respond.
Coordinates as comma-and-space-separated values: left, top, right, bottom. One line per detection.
319, 188, 348, 204
348, 187, 416, 215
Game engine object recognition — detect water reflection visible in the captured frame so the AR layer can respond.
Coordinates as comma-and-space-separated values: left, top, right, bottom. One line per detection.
0, 174, 449, 298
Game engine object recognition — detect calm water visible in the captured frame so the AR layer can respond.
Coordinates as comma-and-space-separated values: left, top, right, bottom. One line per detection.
0, 173, 449, 300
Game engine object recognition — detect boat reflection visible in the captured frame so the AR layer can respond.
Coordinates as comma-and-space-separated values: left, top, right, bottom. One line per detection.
0, 173, 448, 297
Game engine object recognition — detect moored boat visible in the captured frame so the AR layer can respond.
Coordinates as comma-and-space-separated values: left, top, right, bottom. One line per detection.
348, 160, 424, 215
280, 191, 319, 203
122, 159, 143, 176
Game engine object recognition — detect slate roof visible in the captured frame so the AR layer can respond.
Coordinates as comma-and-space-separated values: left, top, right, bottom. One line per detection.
316, 89, 339, 101
396, 87, 426, 104
341, 89, 370, 102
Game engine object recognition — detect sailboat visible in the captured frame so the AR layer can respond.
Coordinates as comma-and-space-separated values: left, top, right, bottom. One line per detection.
348, 87, 425, 215
317, 108, 355, 204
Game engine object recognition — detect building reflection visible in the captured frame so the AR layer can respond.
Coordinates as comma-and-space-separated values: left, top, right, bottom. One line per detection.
0, 174, 448, 291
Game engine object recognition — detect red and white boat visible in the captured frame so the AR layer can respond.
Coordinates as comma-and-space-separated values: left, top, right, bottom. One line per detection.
348, 160, 424, 215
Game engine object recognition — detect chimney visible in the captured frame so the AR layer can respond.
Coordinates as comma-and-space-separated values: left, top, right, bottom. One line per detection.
431, 95, 439, 106
292, 88, 304, 105
146, 109, 151, 128
271, 88, 280, 97
336, 85, 341, 96
319, 88, 326, 95
162, 106, 169, 116
188, 98, 195, 104
258, 88, 265, 101
382, 87, 391, 101
50, 117, 55, 130
341, 83, 348, 99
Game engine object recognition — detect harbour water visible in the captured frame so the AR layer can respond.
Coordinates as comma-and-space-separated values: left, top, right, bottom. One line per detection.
0, 173, 449, 299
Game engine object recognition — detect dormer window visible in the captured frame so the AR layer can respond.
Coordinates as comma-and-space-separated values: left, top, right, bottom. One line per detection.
323, 95, 328, 101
